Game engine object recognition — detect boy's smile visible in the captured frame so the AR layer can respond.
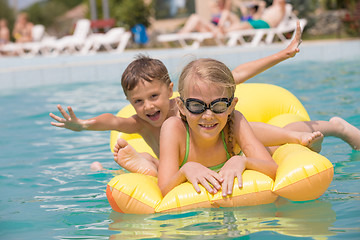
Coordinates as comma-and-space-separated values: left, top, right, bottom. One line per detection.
127, 80, 173, 128
147, 111, 160, 121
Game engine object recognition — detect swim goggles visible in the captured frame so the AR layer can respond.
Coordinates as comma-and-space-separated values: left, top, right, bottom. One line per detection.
181, 97, 233, 114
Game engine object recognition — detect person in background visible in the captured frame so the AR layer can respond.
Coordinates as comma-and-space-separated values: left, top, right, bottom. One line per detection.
0, 18, 10, 45
221, 0, 286, 32
178, 0, 232, 35
237, 0, 266, 21
12, 13, 33, 43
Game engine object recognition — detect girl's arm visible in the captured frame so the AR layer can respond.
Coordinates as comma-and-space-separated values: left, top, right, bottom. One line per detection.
232, 21, 302, 85
235, 112, 277, 177
158, 117, 187, 196
219, 111, 278, 196
158, 117, 223, 196
49, 104, 140, 133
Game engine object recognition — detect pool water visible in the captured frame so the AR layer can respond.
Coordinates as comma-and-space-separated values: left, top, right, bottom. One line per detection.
1, 58, 360, 240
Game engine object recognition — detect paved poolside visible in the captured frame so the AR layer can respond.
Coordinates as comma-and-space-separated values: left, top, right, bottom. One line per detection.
0, 39, 359, 90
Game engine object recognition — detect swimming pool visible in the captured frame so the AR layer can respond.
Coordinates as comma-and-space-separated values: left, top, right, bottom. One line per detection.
1, 41, 360, 239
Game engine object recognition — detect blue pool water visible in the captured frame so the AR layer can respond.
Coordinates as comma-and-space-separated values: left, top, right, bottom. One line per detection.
1, 49, 360, 239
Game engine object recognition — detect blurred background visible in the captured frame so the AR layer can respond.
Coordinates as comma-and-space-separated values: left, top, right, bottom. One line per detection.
1, 0, 359, 49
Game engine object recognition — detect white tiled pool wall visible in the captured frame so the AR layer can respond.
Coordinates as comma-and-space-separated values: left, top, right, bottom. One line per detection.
0, 39, 359, 90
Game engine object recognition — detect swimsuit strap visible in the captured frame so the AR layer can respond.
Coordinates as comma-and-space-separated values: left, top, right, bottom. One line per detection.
180, 123, 190, 168
221, 131, 231, 160
208, 133, 232, 172
180, 123, 230, 168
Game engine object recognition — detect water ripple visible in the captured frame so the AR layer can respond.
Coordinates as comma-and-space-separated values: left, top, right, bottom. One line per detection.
1, 58, 359, 240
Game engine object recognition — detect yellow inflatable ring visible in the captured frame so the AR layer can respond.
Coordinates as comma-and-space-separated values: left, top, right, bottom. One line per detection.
106, 83, 334, 214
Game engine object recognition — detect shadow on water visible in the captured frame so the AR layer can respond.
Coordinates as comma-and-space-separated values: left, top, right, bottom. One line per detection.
108, 199, 336, 239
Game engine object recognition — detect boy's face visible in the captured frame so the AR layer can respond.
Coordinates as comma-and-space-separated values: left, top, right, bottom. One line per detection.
127, 80, 174, 128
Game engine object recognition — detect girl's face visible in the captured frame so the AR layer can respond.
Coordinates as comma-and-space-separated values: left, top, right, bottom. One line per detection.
179, 79, 237, 140
127, 80, 174, 128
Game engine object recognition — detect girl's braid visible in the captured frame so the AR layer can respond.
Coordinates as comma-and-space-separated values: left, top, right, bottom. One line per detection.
226, 111, 235, 157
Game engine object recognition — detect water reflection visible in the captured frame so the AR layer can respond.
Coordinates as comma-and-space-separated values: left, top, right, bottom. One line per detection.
108, 199, 336, 239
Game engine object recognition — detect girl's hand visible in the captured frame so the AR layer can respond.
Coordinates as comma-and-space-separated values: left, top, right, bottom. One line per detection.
49, 104, 94, 131
285, 21, 302, 58
181, 162, 223, 194
219, 156, 247, 197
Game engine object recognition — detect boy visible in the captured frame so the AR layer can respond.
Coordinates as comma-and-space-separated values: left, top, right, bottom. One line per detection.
51, 23, 343, 175
50, 31, 301, 175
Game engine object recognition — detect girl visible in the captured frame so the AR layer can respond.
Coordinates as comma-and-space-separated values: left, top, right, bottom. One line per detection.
158, 58, 278, 197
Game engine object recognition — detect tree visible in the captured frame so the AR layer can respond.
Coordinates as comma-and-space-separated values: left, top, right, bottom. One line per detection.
112, 0, 152, 29
25, 0, 85, 27
0, 0, 15, 32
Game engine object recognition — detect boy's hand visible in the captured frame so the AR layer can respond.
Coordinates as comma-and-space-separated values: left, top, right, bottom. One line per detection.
181, 162, 223, 194
49, 104, 94, 131
285, 21, 302, 58
219, 155, 246, 197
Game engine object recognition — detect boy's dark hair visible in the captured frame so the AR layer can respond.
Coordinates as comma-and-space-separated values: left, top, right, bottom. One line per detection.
121, 54, 171, 96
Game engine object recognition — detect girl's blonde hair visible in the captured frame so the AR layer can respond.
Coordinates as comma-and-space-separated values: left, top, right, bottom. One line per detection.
178, 58, 235, 97
178, 58, 236, 156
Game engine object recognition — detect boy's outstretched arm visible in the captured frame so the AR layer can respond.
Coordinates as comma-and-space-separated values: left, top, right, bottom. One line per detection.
49, 104, 139, 133
232, 21, 302, 85
50, 105, 94, 131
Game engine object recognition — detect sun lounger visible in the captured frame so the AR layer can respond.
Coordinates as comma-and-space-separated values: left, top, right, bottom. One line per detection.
0, 24, 46, 56
45, 19, 92, 55
226, 4, 307, 47
0, 42, 23, 56
20, 24, 48, 56
80, 27, 131, 54
157, 32, 222, 49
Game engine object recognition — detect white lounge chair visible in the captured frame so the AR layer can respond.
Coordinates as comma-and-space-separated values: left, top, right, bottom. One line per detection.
157, 32, 222, 49
264, 18, 307, 45
0, 42, 23, 56
80, 27, 131, 54
20, 24, 47, 56
226, 4, 307, 47
0, 24, 47, 56
46, 19, 92, 55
